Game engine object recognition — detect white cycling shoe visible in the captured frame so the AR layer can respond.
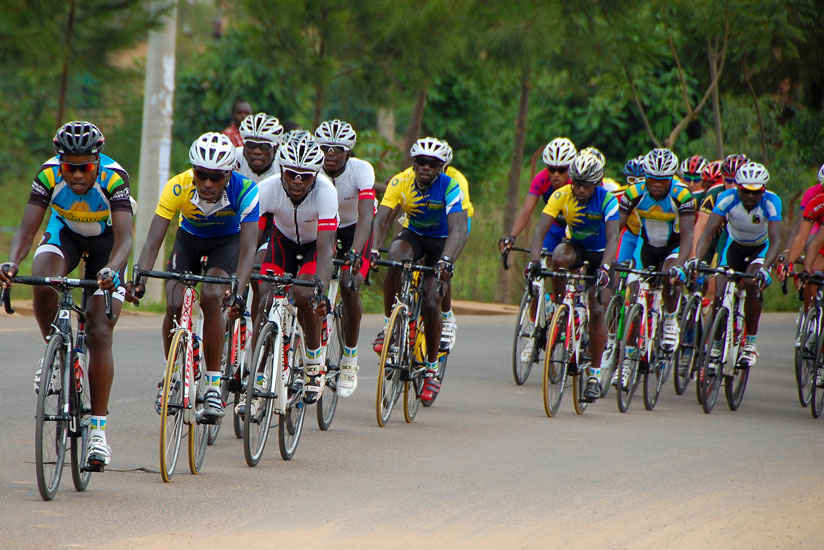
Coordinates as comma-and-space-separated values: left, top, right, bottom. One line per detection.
337, 356, 359, 398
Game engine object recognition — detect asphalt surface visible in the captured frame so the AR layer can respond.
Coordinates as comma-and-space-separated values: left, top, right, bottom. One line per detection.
0, 311, 820, 549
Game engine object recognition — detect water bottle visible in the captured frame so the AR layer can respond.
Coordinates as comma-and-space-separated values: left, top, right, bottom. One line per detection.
240, 310, 251, 349
73, 341, 86, 393
321, 317, 328, 347
191, 336, 202, 379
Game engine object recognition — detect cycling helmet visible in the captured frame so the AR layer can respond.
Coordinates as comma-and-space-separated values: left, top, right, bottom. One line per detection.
53, 121, 105, 155
579, 146, 605, 164
314, 119, 357, 149
542, 137, 577, 167
239, 113, 283, 144
283, 129, 314, 146
702, 160, 724, 186
440, 139, 454, 166
818, 163, 824, 184
622, 157, 645, 178
679, 154, 708, 177
410, 137, 450, 163
277, 133, 325, 172
569, 152, 604, 184
735, 161, 769, 190
642, 148, 679, 177
188, 132, 237, 170
722, 153, 749, 181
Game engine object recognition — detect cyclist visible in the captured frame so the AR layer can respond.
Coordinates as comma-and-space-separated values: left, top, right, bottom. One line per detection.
314, 119, 375, 398
527, 151, 620, 402
693, 161, 782, 367
779, 163, 824, 284
619, 148, 694, 355
788, 164, 824, 309
0, 121, 132, 469
616, 156, 645, 264
679, 155, 709, 207
372, 137, 465, 404
254, 133, 337, 406
129, 132, 259, 422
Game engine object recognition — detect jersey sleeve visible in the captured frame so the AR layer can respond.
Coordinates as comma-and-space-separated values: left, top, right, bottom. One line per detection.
712, 189, 736, 216
444, 177, 463, 215
317, 181, 339, 232
674, 185, 695, 216
256, 176, 277, 215
602, 191, 619, 222
528, 170, 549, 196
802, 194, 824, 222
27, 163, 59, 209
449, 168, 474, 218
354, 160, 376, 199
765, 192, 782, 221
237, 177, 259, 223
542, 188, 566, 219
800, 184, 823, 210
155, 173, 185, 220
100, 169, 132, 212
380, 173, 405, 210
618, 183, 641, 214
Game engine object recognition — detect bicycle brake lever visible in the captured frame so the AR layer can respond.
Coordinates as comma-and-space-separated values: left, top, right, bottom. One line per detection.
1, 285, 14, 314
103, 289, 113, 320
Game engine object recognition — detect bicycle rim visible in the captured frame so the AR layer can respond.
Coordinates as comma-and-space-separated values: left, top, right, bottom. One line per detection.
811, 313, 824, 418
543, 305, 569, 418
159, 330, 186, 482
35, 334, 68, 501
278, 349, 306, 460
700, 308, 728, 414
512, 291, 536, 385
376, 306, 406, 426
673, 297, 701, 396
600, 294, 624, 398
317, 307, 342, 431
69, 356, 91, 492
572, 373, 588, 415
188, 364, 209, 475
243, 323, 277, 466
617, 304, 643, 413
724, 366, 750, 411
798, 309, 816, 408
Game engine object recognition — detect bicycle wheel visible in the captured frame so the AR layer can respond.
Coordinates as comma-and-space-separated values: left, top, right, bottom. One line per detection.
188, 354, 209, 475
35, 334, 68, 501
243, 322, 278, 466
376, 306, 406, 427
317, 305, 342, 431
797, 308, 816, 408
543, 304, 569, 418
673, 296, 702, 396
209, 322, 234, 445
512, 291, 537, 385
159, 330, 186, 482
599, 293, 624, 398
404, 319, 425, 422
724, 361, 750, 411
69, 350, 91, 492
699, 307, 727, 414
278, 332, 307, 460
643, 316, 664, 411
617, 304, 643, 413
810, 313, 824, 418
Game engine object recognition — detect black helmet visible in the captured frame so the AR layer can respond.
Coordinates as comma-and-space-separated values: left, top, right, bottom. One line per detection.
53, 121, 105, 155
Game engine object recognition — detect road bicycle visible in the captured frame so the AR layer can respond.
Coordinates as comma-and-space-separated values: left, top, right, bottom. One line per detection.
316, 258, 349, 431
2, 276, 112, 501
132, 265, 232, 482
218, 282, 252, 443
601, 261, 632, 399
784, 259, 813, 408
672, 267, 706, 397
374, 258, 448, 426
796, 272, 824, 417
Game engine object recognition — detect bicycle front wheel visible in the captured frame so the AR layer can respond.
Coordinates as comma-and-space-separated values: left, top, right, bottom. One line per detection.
376, 306, 406, 427
617, 304, 643, 413
599, 293, 624, 398
699, 307, 727, 414
673, 296, 702, 396
797, 308, 816, 408
643, 315, 664, 411
35, 334, 69, 501
543, 304, 569, 417
404, 317, 425, 422
724, 362, 750, 411
317, 305, 342, 431
188, 351, 209, 475
512, 291, 537, 385
278, 332, 306, 460
69, 351, 91, 492
159, 330, 186, 482
809, 310, 824, 418
244, 322, 278, 466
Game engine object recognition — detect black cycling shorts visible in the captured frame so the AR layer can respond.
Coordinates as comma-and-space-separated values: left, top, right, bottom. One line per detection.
167, 229, 239, 275
260, 229, 319, 276
559, 239, 603, 276
637, 241, 679, 271
393, 228, 446, 272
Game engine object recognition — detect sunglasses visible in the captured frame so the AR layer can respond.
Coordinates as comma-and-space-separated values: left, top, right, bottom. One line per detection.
547, 166, 569, 174
283, 168, 316, 180
683, 175, 702, 183
738, 186, 764, 194
413, 157, 443, 169
626, 176, 643, 185
244, 140, 274, 152
193, 168, 229, 182
320, 145, 348, 155
60, 161, 98, 174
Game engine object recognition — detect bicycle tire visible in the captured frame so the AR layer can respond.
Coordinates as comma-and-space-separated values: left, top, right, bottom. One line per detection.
543, 304, 569, 417
159, 330, 186, 482
209, 322, 234, 445
810, 311, 824, 418
600, 293, 624, 398
69, 350, 91, 492
699, 307, 727, 414
724, 365, 750, 411
376, 306, 406, 427
188, 351, 209, 475
278, 330, 306, 460
317, 305, 342, 431
643, 313, 665, 411
512, 291, 536, 385
35, 334, 68, 501
404, 318, 425, 422
673, 296, 702, 396
797, 308, 816, 408
617, 303, 643, 413
243, 322, 278, 466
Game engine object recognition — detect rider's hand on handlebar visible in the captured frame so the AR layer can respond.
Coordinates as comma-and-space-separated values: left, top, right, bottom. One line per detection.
96, 267, 120, 292
434, 257, 454, 281
596, 267, 610, 288
223, 290, 246, 320
756, 266, 772, 289
498, 236, 515, 253
345, 248, 363, 274
524, 260, 542, 280
369, 248, 381, 267
0, 262, 18, 287
312, 294, 331, 318
669, 265, 687, 285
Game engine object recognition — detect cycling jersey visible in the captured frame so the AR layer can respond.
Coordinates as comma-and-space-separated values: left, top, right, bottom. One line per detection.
802, 193, 824, 225
529, 169, 568, 228
235, 146, 280, 182
800, 183, 823, 234
155, 170, 259, 239
619, 180, 693, 248
257, 173, 338, 244
699, 183, 726, 214
323, 157, 375, 228
542, 185, 618, 252
28, 154, 132, 237
712, 188, 782, 245
610, 180, 642, 237
381, 171, 463, 239
396, 165, 473, 219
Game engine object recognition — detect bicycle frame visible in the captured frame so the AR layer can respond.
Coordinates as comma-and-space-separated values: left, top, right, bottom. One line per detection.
174, 286, 203, 424
716, 277, 746, 376
262, 291, 303, 415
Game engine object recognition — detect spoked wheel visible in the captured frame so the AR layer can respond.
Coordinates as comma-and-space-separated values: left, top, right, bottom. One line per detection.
210, 322, 234, 445
317, 306, 342, 431
673, 296, 702, 396
724, 363, 750, 411
159, 330, 186, 482
699, 307, 728, 414
809, 312, 824, 418
571, 316, 589, 415
405, 322, 425, 422
35, 335, 68, 501
69, 352, 91, 492
797, 309, 816, 408
376, 306, 406, 427
188, 354, 209, 475
617, 304, 643, 413
512, 291, 537, 385
600, 293, 624, 399
543, 305, 569, 417
643, 319, 665, 411
278, 339, 307, 460
243, 322, 278, 467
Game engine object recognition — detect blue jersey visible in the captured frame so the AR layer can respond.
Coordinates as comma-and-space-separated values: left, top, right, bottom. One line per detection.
619, 180, 694, 248
381, 171, 463, 239
712, 188, 782, 245
542, 185, 619, 251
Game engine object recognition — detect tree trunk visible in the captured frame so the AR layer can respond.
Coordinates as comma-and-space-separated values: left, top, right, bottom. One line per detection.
313, 82, 324, 129
377, 107, 397, 147
401, 88, 427, 166
56, 0, 76, 125
743, 55, 767, 162
708, 40, 724, 158
495, 65, 531, 304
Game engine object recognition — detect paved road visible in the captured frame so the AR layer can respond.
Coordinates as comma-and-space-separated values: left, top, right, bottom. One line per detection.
0, 311, 821, 549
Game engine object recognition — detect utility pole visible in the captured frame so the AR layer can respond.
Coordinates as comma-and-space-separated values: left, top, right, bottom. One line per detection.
134, 0, 177, 303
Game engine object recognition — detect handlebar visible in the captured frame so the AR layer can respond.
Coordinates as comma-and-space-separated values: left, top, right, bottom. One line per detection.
500, 246, 531, 271
1, 276, 113, 318
696, 265, 757, 279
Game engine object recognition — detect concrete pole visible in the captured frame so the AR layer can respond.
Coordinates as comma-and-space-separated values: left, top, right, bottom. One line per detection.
134, 0, 177, 303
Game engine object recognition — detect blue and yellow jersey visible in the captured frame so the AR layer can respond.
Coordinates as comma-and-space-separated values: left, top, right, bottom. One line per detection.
542, 185, 619, 251
619, 180, 694, 248
28, 154, 132, 237
381, 171, 463, 239
156, 170, 259, 239
397, 166, 474, 219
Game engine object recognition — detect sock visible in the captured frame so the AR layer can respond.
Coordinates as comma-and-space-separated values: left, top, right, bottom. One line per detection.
589, 366, 601, 380
383, 316, 390, 327
665, 311, 677, 323
255, 372, 266, 387
206, 371, 221, 388
425, 360, 438, 372
305, 347, 323, 373
746, 334, 757, 346
90, 416, 107, 440
343, 345, 358, 358
441, 309, 454, 321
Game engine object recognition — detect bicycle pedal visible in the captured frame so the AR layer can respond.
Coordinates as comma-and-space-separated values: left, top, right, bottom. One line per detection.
228, 378, 242, 393
81, 462, 105, 473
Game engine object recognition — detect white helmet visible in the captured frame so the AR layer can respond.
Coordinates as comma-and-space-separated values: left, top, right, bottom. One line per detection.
410, 137, 450, 163
315, 119, 357, 149
239, 113, 283, 144
542, 137, 577, 167
189, 132, 237, 171
441, 139, 454, 166
818, 163, 824, 184
277, 133, 325, 172
643, 148, 679, 177
569, 152, 604, 184
283, 129, 314, 147
579, 146, 605, 165
735, 161, 770, 190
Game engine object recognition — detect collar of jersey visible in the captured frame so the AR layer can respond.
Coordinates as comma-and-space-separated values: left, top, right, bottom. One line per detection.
190, 190, 230, 214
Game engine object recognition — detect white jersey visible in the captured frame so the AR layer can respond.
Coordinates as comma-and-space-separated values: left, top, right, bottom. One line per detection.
322, 157, 375, 228
257, 173, 339, 245
235, 146, 280, 183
